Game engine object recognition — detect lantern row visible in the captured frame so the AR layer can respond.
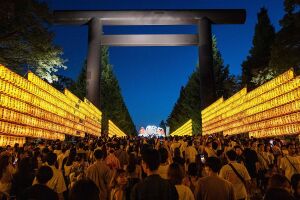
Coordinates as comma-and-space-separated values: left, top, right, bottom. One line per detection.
108, 120, 127, 137
170, 119, 193, 136
0, 64, 102, 140
202, 69, 294, 122
0, 135, 26, 147
201, 69, 300, 138
203, 77, 300, 131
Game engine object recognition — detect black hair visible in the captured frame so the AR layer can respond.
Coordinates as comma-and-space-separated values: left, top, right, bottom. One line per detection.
291, 174, 300, 192
111, 169, 127, 188
168, 163, 184, 185
66, 148, 77, 166
94, 149, 104, 160
286, 143, 295, 149
212, 142, 218, 150
268, 174, 290, 189
69, 178, 100, 200
142, 148, 160, 171
204, 157, 221, 173
257, 143, 264, 148
47, 152, 57, 166
174, 148, 181, 158
226, 150, 237, 161
234, 145, 242, 150
36, 166, 53, 184
159, 147, 169, 164
0, 155, 11, 179
16, 157, 33, 177
127, 153, 137, 174
187, 162, 198, 177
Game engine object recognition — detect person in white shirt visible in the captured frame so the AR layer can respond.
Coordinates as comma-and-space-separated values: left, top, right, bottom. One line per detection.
57, 147, 68, 170
33, 152, 67, 200
219, 149, 251, 200
185, 140, 198, 164
168, 163, 194, 200
158, 147, 170, 179
171, 137, 182, 156
204, 141, 218, 158
280, 143, 300, 181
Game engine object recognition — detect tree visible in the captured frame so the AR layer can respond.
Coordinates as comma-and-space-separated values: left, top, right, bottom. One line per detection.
70, 47, 136, 135
241, 7, 276, 89
51, 75, 75, 92
69, 62, 87, 100
167, 36, 239, 134
0, 0, 66, 83
269, 0, 300, 73
100, 57, 136, 135
213, 36, 240, 98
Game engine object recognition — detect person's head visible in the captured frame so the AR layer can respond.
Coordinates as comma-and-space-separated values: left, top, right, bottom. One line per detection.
69, 178, 100, 200
187, 162, 198, 177
127, 153, 137, 174
0, 154, 12, 179
243, 141, 250, 148
258, 143, 264, 152
111, 169, 128, 188
36, 166, 53, 184
287, 143, 296, 156
265, 145, 271, 152
291, 174, 300, 197
234, 145, 243, 156
251, 141, 257, 149
62, 147, 67, 154
206, 141, 212, 148
204, 157, 221, 176
268, 174, 291, 193
168, 163, 184, 185
226, 150, 237, 162
141, 148, 160, 174
159, 147, 168, 164
174, 148, 181, 158
212, 142, 218, 151
17, 157, 32, 175
46, 152, 57, 166
94, 149, 104, 160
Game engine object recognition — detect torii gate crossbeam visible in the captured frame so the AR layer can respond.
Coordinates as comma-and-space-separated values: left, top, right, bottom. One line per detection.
54, 9, 246, 110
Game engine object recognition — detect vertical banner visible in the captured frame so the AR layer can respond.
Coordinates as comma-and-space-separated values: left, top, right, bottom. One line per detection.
166, 126, 170, 136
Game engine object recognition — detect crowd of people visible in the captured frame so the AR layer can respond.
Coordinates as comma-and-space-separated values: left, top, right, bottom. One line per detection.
0, 134, 300, 200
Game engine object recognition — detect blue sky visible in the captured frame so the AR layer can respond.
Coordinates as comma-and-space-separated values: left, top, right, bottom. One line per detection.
47, 0, 285, 130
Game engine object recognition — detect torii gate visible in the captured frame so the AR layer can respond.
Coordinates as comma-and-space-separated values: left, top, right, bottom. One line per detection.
54, 9, 246, 110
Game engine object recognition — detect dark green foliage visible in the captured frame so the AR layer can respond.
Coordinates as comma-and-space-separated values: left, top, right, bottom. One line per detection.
100, 47, 136, 135
0, 0, 65, 83
51, 75, 75, 92
242, 7, 276, 89
69, 62, 87, 100
213, 36, 241, 98
69, 47, 136, 135
269, 0, 300, 73
167, 36, 239, 135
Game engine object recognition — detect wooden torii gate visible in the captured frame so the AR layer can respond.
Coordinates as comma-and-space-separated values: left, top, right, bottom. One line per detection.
54, 9, 246, 110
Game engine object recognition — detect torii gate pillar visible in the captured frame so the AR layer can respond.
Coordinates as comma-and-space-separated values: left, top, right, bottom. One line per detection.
198, 17, 216, 108
86, 18, 102, 109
